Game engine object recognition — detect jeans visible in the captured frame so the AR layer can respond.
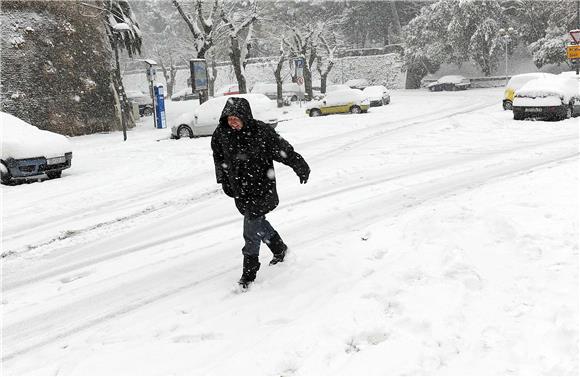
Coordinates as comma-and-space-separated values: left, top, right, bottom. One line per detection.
242, 214, 276, 256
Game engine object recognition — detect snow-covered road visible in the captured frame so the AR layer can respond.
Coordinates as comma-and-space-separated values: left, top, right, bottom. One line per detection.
2, 88, 578, 375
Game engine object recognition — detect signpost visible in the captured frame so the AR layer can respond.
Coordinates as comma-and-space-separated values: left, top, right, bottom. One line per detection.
293, 57, 306, 107
190, 59, 209, 104
569, 29, 580, 75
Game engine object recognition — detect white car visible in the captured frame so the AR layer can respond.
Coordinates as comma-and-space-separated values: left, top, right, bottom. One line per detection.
362, 85, 391, 107
251, 82, 303, 101
513, 75, 580, 121
171, 88, 199, 101
305, 89, 370, 117
345, 78, 370, 90
1, 112, 72, 184
171, 93, 279, 139
215, 84, 240, 97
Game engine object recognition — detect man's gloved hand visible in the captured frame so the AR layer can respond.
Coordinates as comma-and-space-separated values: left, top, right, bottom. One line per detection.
298, 168, 310, 184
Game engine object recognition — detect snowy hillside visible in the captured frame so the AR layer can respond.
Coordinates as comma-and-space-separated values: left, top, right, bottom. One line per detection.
2, 88, 578, 375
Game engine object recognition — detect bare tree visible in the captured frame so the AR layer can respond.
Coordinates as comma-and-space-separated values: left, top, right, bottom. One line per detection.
284, 27, 317, 100
316, 34, 337, 94
172, 0, 220, 102
220, 4, 258, 94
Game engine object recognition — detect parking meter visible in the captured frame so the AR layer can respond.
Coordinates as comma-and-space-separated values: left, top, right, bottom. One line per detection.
153, 84, 166, 129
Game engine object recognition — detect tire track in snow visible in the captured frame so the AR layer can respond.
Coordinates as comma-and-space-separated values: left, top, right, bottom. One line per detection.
3, 135, 575, 290
2, 148, 577, 364
3, 98, 495, 258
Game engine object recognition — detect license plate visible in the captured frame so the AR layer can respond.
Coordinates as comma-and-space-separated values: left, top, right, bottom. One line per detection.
47, 156, 66, 165
525, 107, 542, 113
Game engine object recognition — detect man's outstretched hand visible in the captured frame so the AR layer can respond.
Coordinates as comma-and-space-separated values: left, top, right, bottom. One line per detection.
299, 169, 310, 184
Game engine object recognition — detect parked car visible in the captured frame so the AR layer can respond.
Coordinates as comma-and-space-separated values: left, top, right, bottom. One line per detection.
171, 88, 199, 101
171, 93, 279, 139
345, 78, 370, 90
362, 85, 391, 107
1, 112, 72, 184
503, 73, 555, 110
215, 84, 240, 96
512, 75, 580, 121
306, 89, 370, 117
251, 82, 303, 101
126, 90, 153, 116
427, 75, 471, 91
326, 84, 352, 93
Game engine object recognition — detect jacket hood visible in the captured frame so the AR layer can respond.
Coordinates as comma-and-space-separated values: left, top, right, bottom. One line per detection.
219, 97, 254, 128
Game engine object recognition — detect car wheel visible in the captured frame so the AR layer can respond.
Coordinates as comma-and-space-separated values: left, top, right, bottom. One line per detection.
350, 105, 362, 114
47, 171, 62, 179
503, 100, 513, 111
143, 107, 153, 116
310, 109, 322, 117
1, 162, 11, 185
178, 125, 194, 138
513, 111, 525, 121
291, 95, 298, 101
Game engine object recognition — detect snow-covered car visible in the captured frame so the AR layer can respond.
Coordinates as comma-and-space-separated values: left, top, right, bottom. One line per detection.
362, 85, 391, 107
215, 84, 240, 97
503, 73, 555, 110
345, 78, 370, 90
171, 93, 279, 139
326, 84, 352, 93
251, 82, 303, 101
306, 89, 370, 117
126, 90, 153, 116
1, 112, 72, 184
513, 75, 580, 121
427, 75, 471, 91
171, 88, 199, 101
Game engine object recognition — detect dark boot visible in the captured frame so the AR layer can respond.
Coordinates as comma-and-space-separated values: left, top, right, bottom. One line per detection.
238, 255, 260, 288
266, 232, 288, 265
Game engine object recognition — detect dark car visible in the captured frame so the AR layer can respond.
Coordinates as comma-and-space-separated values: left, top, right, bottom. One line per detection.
427, 75, 471, 91
1, 112, 72, 184
126, 90, 153, 117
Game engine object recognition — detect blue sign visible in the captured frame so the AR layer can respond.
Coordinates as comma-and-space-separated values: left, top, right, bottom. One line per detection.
190, 59, 208, 91
154, 84, 166, 129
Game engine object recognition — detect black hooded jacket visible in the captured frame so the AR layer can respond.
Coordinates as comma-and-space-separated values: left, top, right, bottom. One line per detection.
211, 97, 310, 218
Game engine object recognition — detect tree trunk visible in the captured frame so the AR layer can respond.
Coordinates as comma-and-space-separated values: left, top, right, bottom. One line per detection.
229, 35, 248, 94
209, 59, 217, 97
388, 2, 402, 43
274, 57, 284, 108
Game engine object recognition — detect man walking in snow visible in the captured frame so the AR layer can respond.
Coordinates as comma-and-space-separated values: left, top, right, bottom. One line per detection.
211, 97, 310, 289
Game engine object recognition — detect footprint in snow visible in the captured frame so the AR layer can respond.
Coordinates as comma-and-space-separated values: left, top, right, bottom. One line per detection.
59, 269, 94, 284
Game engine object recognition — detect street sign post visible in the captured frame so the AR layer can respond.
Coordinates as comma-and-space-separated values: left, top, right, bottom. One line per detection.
190, 59, 209, 104
569, 29, 580, 75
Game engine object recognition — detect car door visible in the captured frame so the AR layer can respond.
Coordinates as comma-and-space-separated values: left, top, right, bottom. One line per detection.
322, 92, 348, 114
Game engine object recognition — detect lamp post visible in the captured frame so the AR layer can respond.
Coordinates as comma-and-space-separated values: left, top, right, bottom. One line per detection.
498, 27, 517, 86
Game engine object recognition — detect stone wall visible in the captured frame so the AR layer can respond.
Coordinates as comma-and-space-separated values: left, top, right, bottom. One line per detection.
124, 53, 406, 95
1, 1, 121, 136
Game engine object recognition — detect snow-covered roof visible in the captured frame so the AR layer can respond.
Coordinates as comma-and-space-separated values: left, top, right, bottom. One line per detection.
1, 112, 72, 160
515, 76, 580, 103
435, 75, 469, 84
506, 73, 555, 90
362, 85, 388, 97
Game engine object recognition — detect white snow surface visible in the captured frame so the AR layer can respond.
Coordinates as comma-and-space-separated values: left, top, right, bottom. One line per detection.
1, 111, 72, 160
2, 88, 578, 375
